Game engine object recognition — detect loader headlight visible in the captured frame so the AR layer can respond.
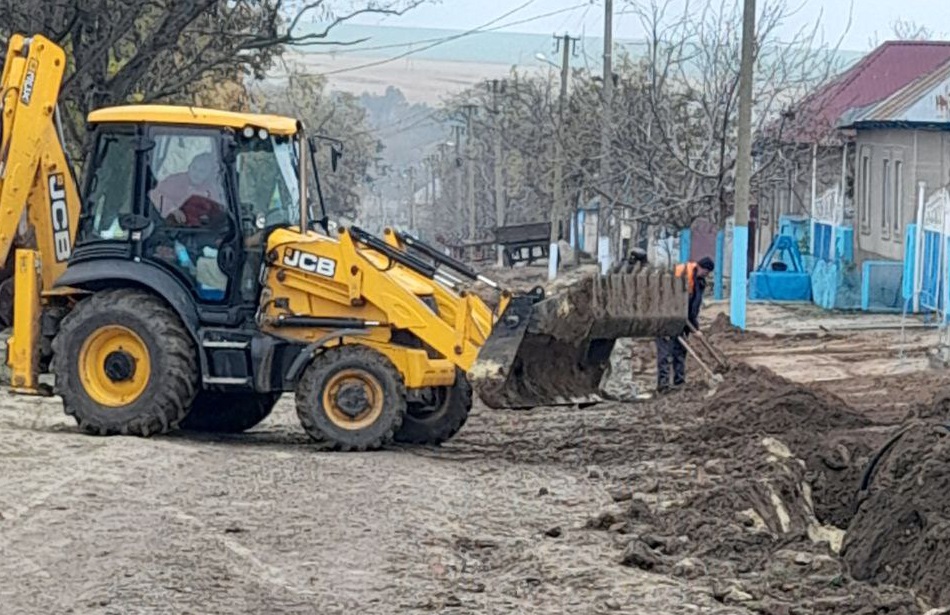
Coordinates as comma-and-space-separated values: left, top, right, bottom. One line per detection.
242, 126, 255, 139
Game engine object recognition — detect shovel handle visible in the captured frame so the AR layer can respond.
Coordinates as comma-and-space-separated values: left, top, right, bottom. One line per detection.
686, 322, 729, 368
676, 336, 721, 384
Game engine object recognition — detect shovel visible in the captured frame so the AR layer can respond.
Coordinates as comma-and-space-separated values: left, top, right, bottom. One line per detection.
686, 322, 731, 371
677, 335, 724, 386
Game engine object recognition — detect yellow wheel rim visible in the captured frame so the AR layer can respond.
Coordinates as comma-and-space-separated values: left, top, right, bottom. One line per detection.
322, 368, 385, 430
78, 325, 151, 407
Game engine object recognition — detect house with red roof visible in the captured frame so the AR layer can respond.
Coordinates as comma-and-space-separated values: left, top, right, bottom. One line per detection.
755, 40, 950, 311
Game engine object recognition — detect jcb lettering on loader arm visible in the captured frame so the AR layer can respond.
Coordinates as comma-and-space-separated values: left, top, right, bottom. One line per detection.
1, 31, 691, 454
282, 248, 336, 277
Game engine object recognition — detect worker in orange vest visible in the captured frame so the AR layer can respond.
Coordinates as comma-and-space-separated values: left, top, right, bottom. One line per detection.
655, 256, 714, 393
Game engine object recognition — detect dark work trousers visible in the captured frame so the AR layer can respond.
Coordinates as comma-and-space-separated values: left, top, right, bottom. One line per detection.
655, 336, 686, 391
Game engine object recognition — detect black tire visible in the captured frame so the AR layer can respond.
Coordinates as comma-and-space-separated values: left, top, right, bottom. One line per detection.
394, 369, 472, 445
295, 345, 406, 451
51, 289, 198, 437
179, 391, 281, 433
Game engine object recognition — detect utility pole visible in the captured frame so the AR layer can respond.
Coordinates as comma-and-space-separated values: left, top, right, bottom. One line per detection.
549, 33, 578, 281
461, 103, 479, 243
597, 0, 614, 273
452, 125, 464, 241
406, 165, 416, 234
731, 0, 755, 329
487, 79, 507, 267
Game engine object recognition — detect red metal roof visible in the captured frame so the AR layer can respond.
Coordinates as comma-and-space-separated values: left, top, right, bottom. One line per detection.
782, 41, 950, 143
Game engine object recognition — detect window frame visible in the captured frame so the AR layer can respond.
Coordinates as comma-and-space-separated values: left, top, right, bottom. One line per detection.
893, 158, 904, 241
860, 146, 871, 235
78, 125, 140, 244
881, 156, 891, 240
142, 124, 241, 306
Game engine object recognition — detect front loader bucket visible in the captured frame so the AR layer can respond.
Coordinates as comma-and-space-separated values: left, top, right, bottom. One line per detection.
470, 266, 689, 409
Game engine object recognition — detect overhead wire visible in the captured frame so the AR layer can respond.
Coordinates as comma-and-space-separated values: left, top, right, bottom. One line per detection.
308, 3, 589, 55
311, 2, 588, 56
316, 1, 594, 76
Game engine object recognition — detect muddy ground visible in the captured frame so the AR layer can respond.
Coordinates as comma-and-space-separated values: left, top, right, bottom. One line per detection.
2, 284, 950, 613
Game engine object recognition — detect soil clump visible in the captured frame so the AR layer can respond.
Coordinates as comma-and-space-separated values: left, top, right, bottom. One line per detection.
843, 421, 950, 610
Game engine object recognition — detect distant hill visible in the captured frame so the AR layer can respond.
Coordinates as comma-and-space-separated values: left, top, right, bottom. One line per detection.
285, 24, 866, 104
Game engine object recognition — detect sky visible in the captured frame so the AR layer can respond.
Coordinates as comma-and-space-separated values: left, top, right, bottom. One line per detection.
347, 0, 950, 52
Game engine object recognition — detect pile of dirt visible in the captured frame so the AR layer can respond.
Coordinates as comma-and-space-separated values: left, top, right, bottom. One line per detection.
705, 312, 769, 343
691, 363, 871, 449
585, 363, 922, 613
597, 434, 919, 614
686, 364, 882, 528
843, 422, 950, 610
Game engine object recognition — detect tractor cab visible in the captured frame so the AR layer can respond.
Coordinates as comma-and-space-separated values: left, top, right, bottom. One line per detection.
72, 105, 324, 324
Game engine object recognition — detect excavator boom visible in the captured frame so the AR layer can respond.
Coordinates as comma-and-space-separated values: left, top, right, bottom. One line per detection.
0, 34, 81, 390
0, 34, 80, 285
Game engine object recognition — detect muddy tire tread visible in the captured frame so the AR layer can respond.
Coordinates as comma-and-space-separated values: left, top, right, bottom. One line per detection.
295, 345, 406, 452
51, 289, 197, 437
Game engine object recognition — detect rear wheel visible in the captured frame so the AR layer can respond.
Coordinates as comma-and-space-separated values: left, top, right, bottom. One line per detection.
295, 345, 406, 451
51, 289, 198, 436
394, 369, 472, 445
179, 391, 281, 433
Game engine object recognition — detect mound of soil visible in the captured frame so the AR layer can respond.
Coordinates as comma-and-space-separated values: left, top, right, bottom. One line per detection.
586, 362, 922, 613
603, 435, 918, 614
697, 364, 871, 444
678, 364, 879, 527
843, 422, 950, 609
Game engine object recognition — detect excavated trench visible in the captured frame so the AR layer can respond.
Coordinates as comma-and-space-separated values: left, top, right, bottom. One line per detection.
586, 363, 950, 614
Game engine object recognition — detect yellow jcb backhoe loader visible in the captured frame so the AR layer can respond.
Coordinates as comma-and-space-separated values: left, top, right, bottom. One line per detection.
0, 33, 689, 450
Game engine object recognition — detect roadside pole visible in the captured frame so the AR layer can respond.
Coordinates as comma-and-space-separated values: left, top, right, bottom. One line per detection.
549, 33, 576, 281
730, 0, 755, 329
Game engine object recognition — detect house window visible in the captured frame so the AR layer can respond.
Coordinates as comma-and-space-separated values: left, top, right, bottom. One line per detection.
882, 159, 891, 239
861, 151, 871, 233
894, 160, 903, 239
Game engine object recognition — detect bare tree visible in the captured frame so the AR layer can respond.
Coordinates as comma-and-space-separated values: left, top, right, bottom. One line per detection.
0, 0, 425, 159
624, 0, 848, 232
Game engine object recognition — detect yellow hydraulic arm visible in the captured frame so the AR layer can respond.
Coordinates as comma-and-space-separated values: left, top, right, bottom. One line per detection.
0, 34, 81, 391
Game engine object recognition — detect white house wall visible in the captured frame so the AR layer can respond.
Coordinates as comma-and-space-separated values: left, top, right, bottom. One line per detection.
854, 128, 950, 262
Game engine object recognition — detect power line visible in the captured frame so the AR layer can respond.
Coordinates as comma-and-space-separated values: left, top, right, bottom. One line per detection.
310, 3, 590, 57
318, 1, 594, 77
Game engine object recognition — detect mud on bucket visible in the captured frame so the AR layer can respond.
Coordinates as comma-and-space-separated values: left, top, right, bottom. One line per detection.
470, 268, 689, 409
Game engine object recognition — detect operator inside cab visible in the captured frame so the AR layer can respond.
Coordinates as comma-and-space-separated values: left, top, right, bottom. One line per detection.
149, 152, 227, 226
148, 149, 230, 298
655, 256, 714, 394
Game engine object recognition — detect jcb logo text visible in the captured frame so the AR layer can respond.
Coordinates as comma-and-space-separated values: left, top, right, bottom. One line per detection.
49, 173, 71, 262
283, 248, 336, 278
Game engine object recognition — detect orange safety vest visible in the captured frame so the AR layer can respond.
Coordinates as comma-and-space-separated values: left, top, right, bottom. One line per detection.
674, 262, 697, 294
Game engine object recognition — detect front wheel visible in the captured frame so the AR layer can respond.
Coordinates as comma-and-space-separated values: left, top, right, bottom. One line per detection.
51, 289, 198, 436
295, 345, 407, 451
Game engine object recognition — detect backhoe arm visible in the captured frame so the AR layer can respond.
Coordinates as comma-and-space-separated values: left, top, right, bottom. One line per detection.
0, 33, 79, 288
1, 34, 80, 392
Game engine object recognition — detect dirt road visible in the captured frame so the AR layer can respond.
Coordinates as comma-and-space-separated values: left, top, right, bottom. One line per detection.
0, 393, 738, 615
1, 301, 948, 614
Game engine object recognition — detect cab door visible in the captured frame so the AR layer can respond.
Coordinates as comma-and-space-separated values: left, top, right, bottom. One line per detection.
141, 127, 242, 307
